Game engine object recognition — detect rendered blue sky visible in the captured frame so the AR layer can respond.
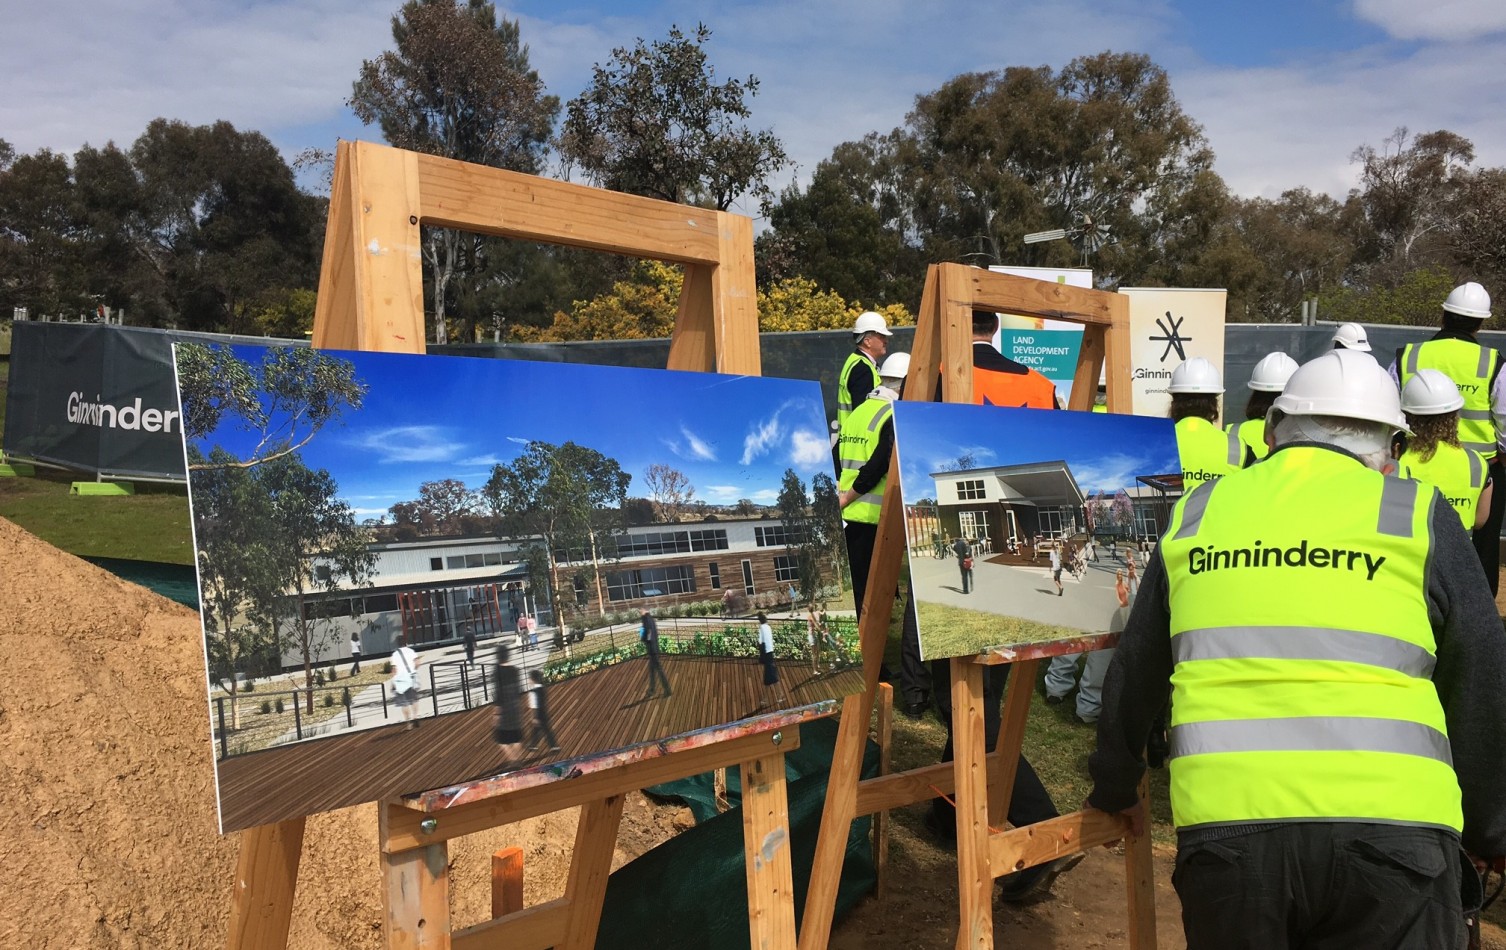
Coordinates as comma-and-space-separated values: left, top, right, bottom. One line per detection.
183, 346, 830, 519
891, 403, 1180, 504
5, 1, 1505, 208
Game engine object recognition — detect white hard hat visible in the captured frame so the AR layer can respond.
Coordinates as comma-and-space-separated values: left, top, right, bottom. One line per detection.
1272, 350, 1407, 430
878, 352, 910, 379
1442, 282, 1491, 320
853, 310, 893, 337
1167, 357, 1224, 395
1248, 352, 1299, 392
1331, 323, 1371, 352
1400, 368, 1465, 415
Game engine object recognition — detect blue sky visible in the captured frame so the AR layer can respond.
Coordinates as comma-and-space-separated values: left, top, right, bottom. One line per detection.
891, 403, 1180, 504
183, 345, 831, 519
5, 1, 1506, 208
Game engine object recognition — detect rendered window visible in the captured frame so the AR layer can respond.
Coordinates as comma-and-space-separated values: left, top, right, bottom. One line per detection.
773, 556, 800, 583
956, 479, 986, 501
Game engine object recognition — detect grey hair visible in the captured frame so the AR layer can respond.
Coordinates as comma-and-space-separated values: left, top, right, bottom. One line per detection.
1270, 412, 1394, 471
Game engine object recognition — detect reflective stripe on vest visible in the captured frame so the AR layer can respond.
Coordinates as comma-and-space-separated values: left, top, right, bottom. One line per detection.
1176, 417, 1241, 489
836, 352, 878, 432
1159, 447, 1460, 833
1400, 339, 1500, 459
1225, 417, 1269, 465
837, 397, 892, 524
1399, 442, 1486, 531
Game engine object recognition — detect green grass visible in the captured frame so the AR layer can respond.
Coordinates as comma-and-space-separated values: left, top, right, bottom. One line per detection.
915, 600, 1083, 657
0, 356, 194, 565
0, 468, 193, 563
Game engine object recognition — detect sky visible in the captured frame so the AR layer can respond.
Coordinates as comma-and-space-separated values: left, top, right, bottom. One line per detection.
891, 402, 1181, 504
5, 1, 1506, 213
182, 345, 831, 519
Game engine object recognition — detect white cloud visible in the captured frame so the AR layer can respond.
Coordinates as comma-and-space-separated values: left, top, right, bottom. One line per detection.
1071, 453, 1155, 493
664, 424, 718, 462
457, 454, 502, 467
1352, 0, 1506, 42
750, 489, 779, 504
789, 429, 828, 468
703, 484, 740, 502
741, 413, 785, 465
346, 425, 457, 464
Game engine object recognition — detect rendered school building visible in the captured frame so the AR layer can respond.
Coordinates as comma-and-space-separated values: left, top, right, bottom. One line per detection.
287, 517, 803, 668
920, 462, 1182, 549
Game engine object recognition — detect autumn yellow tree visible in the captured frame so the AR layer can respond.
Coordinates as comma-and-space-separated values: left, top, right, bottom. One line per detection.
513, 263, 914, 342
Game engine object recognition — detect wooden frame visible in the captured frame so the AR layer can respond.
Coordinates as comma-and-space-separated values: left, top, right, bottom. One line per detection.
797, 264, 1156, 950
228, 139, 809, 950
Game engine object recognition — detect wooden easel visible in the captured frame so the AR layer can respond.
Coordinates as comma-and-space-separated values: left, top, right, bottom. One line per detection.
798, 264, 1157, 950
226, 139, 815, 950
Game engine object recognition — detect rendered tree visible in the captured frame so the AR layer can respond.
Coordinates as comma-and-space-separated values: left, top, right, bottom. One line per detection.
191, 446, 281, 730
643, 463, 695, 523
177, 343, 367, 468
776, 469, 823, 606
483, 441, 630, 618
387, 478, 484, 536
256, 453, 376, 713
557, 23, 788, 211
351, 0, 560, 342
810, 473, 846, 595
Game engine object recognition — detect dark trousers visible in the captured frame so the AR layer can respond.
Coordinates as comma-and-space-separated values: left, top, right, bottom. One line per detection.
959, 564, 973, 593
929, 661, 1058, 828
1473, 457, 1504, 594
532, 693, 560, 749
844, 520, 878, 621
1174, 823, 1470, 950
350, 654, 360, 674
899, 594, 930, 706
645, 652, 671, 696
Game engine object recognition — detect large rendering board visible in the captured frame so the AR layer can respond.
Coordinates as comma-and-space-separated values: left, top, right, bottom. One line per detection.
891, 402, 1181, 660
175, 343, 862, 832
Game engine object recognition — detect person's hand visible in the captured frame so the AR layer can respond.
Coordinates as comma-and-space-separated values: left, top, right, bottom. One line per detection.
1468, 852, 1506, 874
1085, 797, 1147, 847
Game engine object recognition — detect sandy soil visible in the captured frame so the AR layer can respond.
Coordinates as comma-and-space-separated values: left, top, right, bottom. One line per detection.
1, 514, 1501, 948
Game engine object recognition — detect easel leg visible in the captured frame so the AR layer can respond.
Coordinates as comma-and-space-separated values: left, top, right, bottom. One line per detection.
987, 658, 1039, 831
743, 750, 796, 950
874, 682, 893, 899
952, 658, 991, 950
227, 817, 305, 950
797, 692, 869, 950
559, 794, 626, 950
380, 803, 451, 949
1124, 776, 1158, 949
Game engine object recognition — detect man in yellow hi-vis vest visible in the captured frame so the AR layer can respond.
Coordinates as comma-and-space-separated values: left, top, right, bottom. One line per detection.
837, 351, 908, 622
834, 311, 892, 436
1088, 350, 1506, 949
1167, 357, 1247, 488
1390, 281, 1506, 592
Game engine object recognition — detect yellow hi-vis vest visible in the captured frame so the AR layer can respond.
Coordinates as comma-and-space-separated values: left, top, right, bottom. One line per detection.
1225, 417, 1270, 466
837, 395, 892, 525
1176, 416, 1244, 489
1400, 339, 1501, 459
1400, 442, 1487, 532
1160, 446, 1461, 834
836, 351, 879, 432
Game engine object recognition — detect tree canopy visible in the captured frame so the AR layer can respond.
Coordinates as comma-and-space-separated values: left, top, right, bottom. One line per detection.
557, 23, 788, 211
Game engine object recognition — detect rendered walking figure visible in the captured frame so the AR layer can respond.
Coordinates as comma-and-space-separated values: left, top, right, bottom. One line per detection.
641, 611, 671, 699
491, 642, 525, 746
349, 629, 362, 675
1050, 542, 1064, 596
390, 633, 422, 730
953, 535, 974, 594
525, 669, 560, 752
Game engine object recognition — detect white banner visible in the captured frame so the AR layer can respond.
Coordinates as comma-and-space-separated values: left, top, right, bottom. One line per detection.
988, 266, 1093, 404
1120, 288, 1228, 421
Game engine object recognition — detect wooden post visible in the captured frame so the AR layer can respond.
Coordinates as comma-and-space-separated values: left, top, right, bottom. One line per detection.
1125, 776, 1159, 949
380, 801, 451, 950
560, 795, 626, 950
874, 682, 893, 898
742, 749, 797, 950
951, 658, 991, 950
491, 847, 524, 919
226, 817, 305, 950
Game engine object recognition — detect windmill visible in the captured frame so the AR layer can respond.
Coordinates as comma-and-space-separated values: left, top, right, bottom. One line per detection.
1022, 208, 1116, 265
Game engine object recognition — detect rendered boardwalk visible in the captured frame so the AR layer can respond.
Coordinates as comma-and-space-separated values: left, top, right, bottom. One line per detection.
216, 655, 860, 831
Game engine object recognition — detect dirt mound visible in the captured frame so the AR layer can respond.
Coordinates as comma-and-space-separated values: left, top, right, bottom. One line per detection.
0, 517, 691, 948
